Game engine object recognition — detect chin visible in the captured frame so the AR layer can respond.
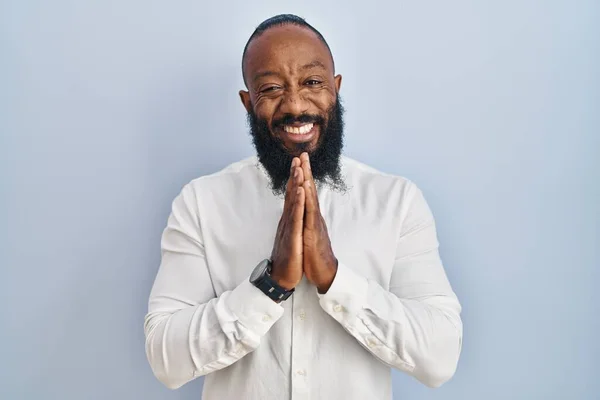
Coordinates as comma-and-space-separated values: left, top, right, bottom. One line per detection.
290, 143, 316, 156
291, 134, 322, 151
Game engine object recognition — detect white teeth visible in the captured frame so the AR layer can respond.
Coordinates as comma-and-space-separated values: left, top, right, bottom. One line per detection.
283, 123, 313, 135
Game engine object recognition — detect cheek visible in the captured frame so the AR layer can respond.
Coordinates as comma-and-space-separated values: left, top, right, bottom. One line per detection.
253, 99, 278, 122
310, 90, 336, 113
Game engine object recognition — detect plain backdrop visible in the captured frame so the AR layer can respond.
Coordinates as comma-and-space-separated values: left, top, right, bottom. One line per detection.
1, 1, 599, 399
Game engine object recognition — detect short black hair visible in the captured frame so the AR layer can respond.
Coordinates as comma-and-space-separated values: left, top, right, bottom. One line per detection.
242, 14, 334, 86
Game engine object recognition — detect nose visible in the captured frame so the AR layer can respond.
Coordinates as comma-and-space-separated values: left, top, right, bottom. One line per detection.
278, 87, 309, 116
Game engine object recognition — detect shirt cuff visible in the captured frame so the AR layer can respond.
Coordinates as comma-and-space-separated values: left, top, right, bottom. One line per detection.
317, 261, 369, 317
226, 278, 285, 337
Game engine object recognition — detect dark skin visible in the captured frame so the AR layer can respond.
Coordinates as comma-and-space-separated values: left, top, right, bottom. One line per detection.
239, 25, 341, 293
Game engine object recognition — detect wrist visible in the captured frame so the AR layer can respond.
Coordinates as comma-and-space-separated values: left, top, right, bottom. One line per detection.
268, 270, 297, 291
269, 260, 299, 291
316, 258, 338, 294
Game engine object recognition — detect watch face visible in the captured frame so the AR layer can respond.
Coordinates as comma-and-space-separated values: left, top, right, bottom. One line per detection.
250, 259, 269, 282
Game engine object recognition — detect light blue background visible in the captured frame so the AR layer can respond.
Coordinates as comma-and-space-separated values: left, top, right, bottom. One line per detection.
1, 1, 598, 399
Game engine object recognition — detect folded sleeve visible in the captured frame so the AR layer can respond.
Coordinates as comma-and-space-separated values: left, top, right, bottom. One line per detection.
144, 184, 283, 390
318, 182, 462, 388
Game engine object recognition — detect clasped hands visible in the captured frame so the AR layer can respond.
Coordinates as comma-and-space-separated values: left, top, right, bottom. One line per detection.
270, 152, 338, 294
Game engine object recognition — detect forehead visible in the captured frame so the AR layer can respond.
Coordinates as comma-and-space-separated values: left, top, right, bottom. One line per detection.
244, 25, 334, 80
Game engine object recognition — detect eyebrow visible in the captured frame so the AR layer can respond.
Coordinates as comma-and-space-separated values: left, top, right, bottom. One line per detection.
252, 60, 328, 82
253, 70, 279, 81
301, 60, 327, 70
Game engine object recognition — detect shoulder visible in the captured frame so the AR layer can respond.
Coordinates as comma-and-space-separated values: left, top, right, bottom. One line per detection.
172, 156, 264, 209
341, 155, 418, 199
180, 155, 266, 195
341, 156, 434, 224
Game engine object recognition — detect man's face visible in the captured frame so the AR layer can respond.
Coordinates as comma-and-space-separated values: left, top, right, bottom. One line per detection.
240, 24, 344, 194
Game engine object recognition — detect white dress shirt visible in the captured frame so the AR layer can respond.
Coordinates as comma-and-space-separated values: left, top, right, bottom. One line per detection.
144, 155, 462, 400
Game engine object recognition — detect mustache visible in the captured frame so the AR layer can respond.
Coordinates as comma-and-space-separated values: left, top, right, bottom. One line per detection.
272, 113, 325, 130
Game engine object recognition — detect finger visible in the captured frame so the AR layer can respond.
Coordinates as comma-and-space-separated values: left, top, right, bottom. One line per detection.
291, 186, 305, 249
284, 158, 300, 213
285, 165, 304, 216
295, 164, 305, 187
300, 152, 314, 184
303, 180, 318, 230
283, 170, 297, 215
300, 152, 321, 212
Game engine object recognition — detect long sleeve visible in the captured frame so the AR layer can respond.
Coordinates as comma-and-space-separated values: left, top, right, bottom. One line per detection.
318, 183, 462, 388
143, 184, 284, 390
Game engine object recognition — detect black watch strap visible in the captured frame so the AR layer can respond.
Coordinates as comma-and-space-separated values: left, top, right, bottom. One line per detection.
255, 274, 295, 301
251, 260, 295, 301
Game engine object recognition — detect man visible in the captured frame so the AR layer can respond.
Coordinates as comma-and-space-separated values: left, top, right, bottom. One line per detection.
144, 14, 462, 400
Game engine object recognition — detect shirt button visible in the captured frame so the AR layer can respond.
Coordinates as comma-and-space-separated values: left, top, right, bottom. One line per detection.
299, 310, 306, 320
333, 304, 343, 313
367, 337, 378, 348
262, 315, 271, 322
296, 369, 306, 376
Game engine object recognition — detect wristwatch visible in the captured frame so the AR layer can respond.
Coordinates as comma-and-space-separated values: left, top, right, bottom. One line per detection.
250, 259, 295, 302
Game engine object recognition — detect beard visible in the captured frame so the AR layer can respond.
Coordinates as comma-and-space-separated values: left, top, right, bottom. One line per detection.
247, 94, 347, 196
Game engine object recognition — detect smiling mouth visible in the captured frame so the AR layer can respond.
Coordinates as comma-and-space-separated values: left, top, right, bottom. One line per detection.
278, 123, 317, 144
283, 123, 314, 135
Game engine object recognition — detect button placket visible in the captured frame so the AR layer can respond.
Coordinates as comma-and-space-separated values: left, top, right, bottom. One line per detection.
290, 280, 310, 399
298, 310, 306, 320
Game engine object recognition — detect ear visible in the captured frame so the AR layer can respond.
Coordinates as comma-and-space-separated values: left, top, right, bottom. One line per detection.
239, 90, 252, 114
334, 74, 342, 93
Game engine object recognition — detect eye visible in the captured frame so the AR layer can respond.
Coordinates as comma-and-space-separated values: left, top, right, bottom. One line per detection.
305, 79, 322, 86
260, 85, 281, 93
